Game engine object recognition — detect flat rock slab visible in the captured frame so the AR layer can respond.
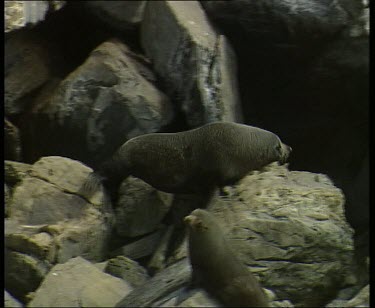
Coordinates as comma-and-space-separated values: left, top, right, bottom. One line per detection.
141, 0, 242, 126
115, 259, 191, 307
28, 256, 133, 307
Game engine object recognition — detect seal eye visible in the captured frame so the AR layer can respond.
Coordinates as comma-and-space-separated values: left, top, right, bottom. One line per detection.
275, 144, 282, 153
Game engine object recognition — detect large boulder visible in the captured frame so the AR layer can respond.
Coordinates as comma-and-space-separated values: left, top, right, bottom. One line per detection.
28, 256, 133, 307
5, 156, 113, 303
141, 1, 243, 127
24, 39, 173, 165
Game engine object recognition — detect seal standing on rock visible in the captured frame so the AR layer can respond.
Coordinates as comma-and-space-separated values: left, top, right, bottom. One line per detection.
184, 209, 269, 307
83, 121, 291, 196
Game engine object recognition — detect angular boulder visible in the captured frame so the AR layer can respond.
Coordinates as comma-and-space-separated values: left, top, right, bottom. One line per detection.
141, 1, 242, 126
28, 256, 133, 307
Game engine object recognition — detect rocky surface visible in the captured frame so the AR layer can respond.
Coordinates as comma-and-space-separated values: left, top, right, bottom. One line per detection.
4, 118, 22, 161
4, 1, 368, 307
5, 1, 65, 33
28, 257, 133, 307
5, 32, 51, 116
115, 176, 173, 237
5, 156, 112, 303
141, 1, 243, 126
25, 38, 173, 165
4, 290, 23, 308
104, 256, 150, 288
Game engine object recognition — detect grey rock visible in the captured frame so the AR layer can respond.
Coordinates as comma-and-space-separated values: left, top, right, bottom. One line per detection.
105, 256, 150, 288
5, 119, 22, 161
326, 284, 369, 307
5, 1, 65, 32
85, 1, 146, 30
29, 39, 173, 164
141, 1, 242, 127
170, 163, 355, 307
4, 250, 50, 303
28, 256, 133, 308
5, 32, 50, 116
110, 227, 165, 260
115, 259, 191, 307
116, 176, 173, 237
4, 290, 23, 308
345, 285, 369, 307
6, 156, 112, 264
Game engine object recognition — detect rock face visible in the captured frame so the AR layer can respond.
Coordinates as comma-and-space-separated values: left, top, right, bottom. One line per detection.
5, 32, 50, 116
26, 39, 173, 165
206, 164, 355, 307
115, 176, 173, 237
115, 163, 356, 307
5, 156, 112, 303
4, 118, 22, 161
4, 0, 368, 306
28, 256, 133, 307
141, 1, 243, 126
5, 1, 65, 33
4, 290, 23, 308
200, 0, 369, 256
104, 256, 150, 288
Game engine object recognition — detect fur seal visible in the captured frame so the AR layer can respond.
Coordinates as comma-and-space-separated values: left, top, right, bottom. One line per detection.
184, 209, 269, 307
83, 121, 291, 196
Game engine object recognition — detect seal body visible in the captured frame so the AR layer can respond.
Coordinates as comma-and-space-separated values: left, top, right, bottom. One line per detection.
184, 209, 269, 307
90, 122, 291, 194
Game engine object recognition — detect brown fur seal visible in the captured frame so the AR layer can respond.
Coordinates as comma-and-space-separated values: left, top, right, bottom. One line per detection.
184, 209, 269, 307
83, 121, 291, 196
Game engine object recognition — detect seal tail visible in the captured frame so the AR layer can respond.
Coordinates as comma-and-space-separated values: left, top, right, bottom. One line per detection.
79, 171, 105, 199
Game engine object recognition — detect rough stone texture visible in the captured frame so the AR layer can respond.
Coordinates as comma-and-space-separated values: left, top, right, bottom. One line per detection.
141, 1, 242, 127
28, 257, 133, 308
115, 259, 191, 307
85, 1, 146, 30
27, 39, 173, 165
326, 284, 369, 307
5, 118, 22, 161
5, 156, 112, 271
5, 32, 50, 116
4, 160, 32, 186
4, 249, 51, 303
5, 1, 66, 33
167, 163, 355, 307
115, 176, 173, 237
104, 256, 150, 288
4, 290, 23, 308
110, 227, 166, 260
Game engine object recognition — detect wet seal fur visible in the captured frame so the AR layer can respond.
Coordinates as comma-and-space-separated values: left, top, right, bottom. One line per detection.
83, 121, 291, 196
184, 209, 269, 307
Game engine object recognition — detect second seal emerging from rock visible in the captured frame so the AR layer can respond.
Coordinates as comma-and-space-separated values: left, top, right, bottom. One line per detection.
84, 121, 292, 195
184, 209, 269, 307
